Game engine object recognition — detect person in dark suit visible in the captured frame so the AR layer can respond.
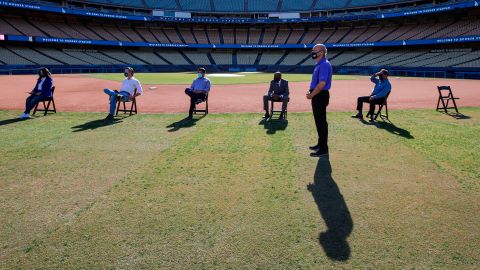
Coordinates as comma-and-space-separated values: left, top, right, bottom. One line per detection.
19, 67, 53, 119
263, 72, 289, 120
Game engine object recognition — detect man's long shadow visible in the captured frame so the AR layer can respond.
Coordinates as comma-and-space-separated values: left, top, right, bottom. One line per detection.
71, 117, 125, 132
307, 157, 353, 261
360, 119, 414, 139
258, 118, 288, 135
0, 118, 27, 126
167, 115, 205, 132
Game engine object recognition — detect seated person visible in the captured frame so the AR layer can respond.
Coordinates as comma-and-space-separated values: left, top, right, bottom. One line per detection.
103, 67, 142, 121
19, 67, 53, 119
263, 71, 289, 119
185, 67, 211, 119
352, 69, 391, 121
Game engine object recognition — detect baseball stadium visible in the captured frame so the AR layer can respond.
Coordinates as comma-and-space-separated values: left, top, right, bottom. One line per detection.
1, 0, 479, 268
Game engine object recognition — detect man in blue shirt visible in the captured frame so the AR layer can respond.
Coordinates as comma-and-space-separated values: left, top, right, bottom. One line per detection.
307, 44, 333, 157
185, 67, 211, 119
352, 69, 391, 122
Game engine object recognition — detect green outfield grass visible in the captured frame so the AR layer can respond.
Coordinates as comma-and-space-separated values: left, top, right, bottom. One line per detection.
1, 109, 479, 269
90, 72, 361, 85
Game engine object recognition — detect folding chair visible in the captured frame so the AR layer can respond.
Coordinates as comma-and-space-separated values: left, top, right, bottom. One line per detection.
116, 88, 138, 116
33, 86, 57, 116
193, 92, 209, 115
436, 86, 459, 113
269, 97, 289, 120
366, 91, 390, 121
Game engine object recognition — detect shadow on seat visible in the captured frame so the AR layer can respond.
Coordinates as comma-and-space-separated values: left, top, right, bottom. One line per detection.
259, 118, 288, 135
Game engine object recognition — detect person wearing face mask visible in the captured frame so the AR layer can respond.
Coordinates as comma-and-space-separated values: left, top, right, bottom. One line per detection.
19, 67, 53, 119
103, 67, 142, 121
185, 67, 211, 119
263, 71, 289, 120
306, 44, 332, 157
352, 69, 391, 122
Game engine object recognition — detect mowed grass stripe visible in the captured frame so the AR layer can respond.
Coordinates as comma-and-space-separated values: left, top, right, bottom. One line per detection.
0, 112, 197, 265
1, 110, 479, 269
7, 115, 321, 269
287, 112, 480, 268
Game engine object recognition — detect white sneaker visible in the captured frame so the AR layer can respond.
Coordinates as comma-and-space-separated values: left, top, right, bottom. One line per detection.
19, 113, 29, 119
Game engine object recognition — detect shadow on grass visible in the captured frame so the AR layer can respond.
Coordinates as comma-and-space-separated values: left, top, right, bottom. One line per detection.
258, 118, 288, 135
441, 111, 471, 120
359, 119, 414, 139
167, 115, 205, 132
71, 117, 125, 132
308, 156, 353, 261
0, 118, 28, 126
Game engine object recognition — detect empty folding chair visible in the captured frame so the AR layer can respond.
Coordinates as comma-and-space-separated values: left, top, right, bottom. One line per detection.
436, 86, 459, 113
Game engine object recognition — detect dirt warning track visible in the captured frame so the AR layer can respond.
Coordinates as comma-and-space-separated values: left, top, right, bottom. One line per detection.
1, 74, 479, 114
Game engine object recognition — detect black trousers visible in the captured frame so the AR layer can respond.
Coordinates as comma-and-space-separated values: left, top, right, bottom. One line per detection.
185, 88, 206, 116
312, 91, 330, 152
356, 96, 386, 116
263, 95, 288, 113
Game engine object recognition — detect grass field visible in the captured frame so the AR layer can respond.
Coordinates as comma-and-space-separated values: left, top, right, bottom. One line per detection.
90, 72, 361, 85
1, 109, 479, 269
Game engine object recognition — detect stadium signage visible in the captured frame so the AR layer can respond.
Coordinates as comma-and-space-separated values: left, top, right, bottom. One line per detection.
1, 0, 479, 24
9, 35, 479, 49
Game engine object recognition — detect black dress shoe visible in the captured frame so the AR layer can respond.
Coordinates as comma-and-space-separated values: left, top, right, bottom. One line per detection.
351, 113, 363, 119
310, 150, 328, 157
309, 145, 320, 151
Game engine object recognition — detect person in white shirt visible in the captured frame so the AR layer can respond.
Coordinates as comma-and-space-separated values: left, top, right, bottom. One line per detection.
103, 67, 142, 121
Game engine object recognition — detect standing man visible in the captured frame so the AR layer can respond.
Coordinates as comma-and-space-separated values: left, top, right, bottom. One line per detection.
263, 71, 289, 120
185, 67, 211, 119
352, 69, 391, 122
306, 44, 333, 157
103, 67, 142, 121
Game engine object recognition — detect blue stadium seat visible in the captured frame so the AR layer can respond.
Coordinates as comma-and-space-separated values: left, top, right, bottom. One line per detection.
214, 0, 244, 12
144, 0, 178, 9
178, 0, 212, 11
247, 0, 279, 12
281, 0, 312, 11
315, 0, 350, 10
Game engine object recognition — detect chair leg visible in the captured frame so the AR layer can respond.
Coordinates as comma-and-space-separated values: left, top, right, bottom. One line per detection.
115, 100, 121, 115
33, 102, 39, 115
436, 97, 441, 111
129, 100, 135, 116
205, 100, 208, 115
51, 98, 56, 113
451, 97, 459, 113
44, 100, 51, 116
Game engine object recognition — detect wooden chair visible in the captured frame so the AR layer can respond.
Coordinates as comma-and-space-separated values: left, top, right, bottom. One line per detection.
33, 86, 56, 116
193, 92, 209, 115
366, 91, 390, 121
269, 97, 289, 120
116, 88, 138, 116
436, 86, 459, 113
